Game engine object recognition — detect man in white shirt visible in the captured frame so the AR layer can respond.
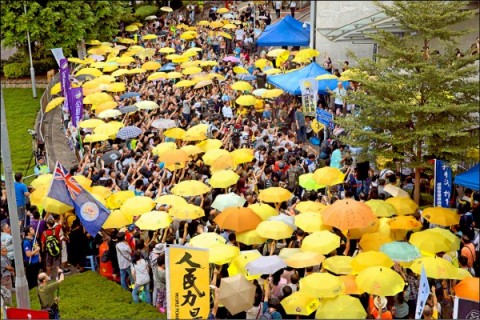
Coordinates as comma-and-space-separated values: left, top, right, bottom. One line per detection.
275, 1, 282, 18
116, 232, 133, 290
330, 82, 347, 115
289, 1, 297, 18
222, 103, 234, 119
235, 26, 245, 43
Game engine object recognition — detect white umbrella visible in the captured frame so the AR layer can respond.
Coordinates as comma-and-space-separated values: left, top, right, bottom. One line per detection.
151, 119, 176, 129
245, 255, 286, 275
219, 274, 256, 316
211, 193, 246, 212
268, 214, 296, 230
145, 15, 158, 20
384, 185, 410, 198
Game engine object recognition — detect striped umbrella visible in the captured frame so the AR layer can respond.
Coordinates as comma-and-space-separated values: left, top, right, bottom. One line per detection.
116, 126, 142, 140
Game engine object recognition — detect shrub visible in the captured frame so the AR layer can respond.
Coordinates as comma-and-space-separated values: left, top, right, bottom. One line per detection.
33, 58, 57, 75
134, 5, 158, 19
0, 50, 27, 76
3, 62, 29, 78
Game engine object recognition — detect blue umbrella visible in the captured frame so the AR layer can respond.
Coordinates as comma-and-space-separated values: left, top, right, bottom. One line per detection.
380, 241, 421, 262
118, 105, 138, 114
160, 63, 176, 72
116, 126, 143, 140
237, 74, 256, 81
120, 92, 141, 100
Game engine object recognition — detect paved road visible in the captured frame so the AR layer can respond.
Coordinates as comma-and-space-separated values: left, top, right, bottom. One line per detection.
44, 107, 78, 169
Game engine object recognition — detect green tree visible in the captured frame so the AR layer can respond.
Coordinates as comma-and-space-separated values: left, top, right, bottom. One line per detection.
1, 1, 130, 57
337, 1, 479, 204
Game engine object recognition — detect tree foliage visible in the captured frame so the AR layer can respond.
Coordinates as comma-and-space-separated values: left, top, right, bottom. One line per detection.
337, 1, 479, 203
1, 1, 130, 56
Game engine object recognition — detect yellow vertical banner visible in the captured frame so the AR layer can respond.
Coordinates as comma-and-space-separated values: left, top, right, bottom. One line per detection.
166, 245, 210, 319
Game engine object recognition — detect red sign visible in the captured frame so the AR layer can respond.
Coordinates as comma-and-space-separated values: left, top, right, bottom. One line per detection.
6, 307, 49, 319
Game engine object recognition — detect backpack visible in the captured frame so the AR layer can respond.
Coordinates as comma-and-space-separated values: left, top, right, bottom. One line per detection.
44, 230, 61, 257
287, 166, 302, 190
260, 310, 280, 319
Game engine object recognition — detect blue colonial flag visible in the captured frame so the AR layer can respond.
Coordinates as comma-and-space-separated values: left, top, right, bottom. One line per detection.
47, 162, 110, 236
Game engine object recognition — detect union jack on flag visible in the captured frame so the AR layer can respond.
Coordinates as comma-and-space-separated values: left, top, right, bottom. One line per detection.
54, 164, 81, 200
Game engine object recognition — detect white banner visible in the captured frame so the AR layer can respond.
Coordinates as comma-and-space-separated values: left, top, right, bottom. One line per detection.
415, 265, 430, 319
299, 78, 318, 118
50, 48, 65, 67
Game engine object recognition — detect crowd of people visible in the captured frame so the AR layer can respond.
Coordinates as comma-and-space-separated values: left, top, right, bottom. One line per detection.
1, 1, 479, 319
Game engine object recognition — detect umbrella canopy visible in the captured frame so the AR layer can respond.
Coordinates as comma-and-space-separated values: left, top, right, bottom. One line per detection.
203, 149, 231, 166
158, 149, 190, 166
135, 101, 159, 110
313, 167, 344, 186
385, 197, 419, 215
228, 250, 262, 280
322, 199, 376, 230
294, 211, 329, 232
41, 197, 73, 214
119, 92, 141, 100
388, 215, 422, 230
384, 184, 410, 198
295, 201, 326, 213
231, 81, 253, 91
135, 211, 172, 230
262, 89, 284, 99
30, 174, 53, 189
211, 154, 236, 172
189, 232, 225, 248
323, 256, 354, 275
79, 119, 105, 129
365, 199, 397, 217
230, 148, 254, 164
359, 232, 393, 252
116, 126, 143, 140
299, 173, 325, 191
454, 277, 479, 302
258, 187, 292, 203
281, 291, 320, 316
424, 227, 461, 252
235, 95, 256, 106
411, 256, 459, 280
97, 109, 121, 119
151, 119, 176, 129
245, 255, 286, 275
214, 207, 262, 233
219, 274, 256, 316
284, 251, 325, 269
102, 150, 122, 165
209, 170, 240, 189
209, 244, 239, 265
339, 275, 363, 295
315, 295, 367, 319
299, 273, 344, 298
118, 105, 138, 114
103, 209, 132, 229
211, 193, 246, 212
94, 122, 121, 137
351, 251, 394, 274
154, 194, 187, 207
106, 190, 135, 209
45, 97, 65, 112
256, 221, 293, 240
120, 196, 155, 217
248, 203, 278, 220
301, 231, 340, 254
235, 230, 267, 246
356, 266, 405, 296
180, 145, 204, 156
268, 214, 296, 230
152, 142, 177, 156
380, 242, 421, 262
169, 204, 204, 220
171, 180, 211, 197
83, 133, 108, 143
422, 207, 460, 226
196, 139, 223, 152
141, 61, 161, 71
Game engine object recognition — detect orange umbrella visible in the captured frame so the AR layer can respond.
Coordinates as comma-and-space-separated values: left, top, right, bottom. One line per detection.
214, 207, 263, 233
322, 199, 376, 230
388, 216, 422, 230
339, 275, 363, 295
158, 149, 190, 165
454, 277, 479, 302
359, 232, 393, 252
385, 197, 418, 215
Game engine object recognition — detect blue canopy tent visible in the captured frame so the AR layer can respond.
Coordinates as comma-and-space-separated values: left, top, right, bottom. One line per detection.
267, 62, 347, 95
257, 15, 310, 47
453, 164, 480, 190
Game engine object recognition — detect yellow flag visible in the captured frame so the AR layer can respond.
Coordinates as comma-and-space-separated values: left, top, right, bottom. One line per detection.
311, 119, 324, 133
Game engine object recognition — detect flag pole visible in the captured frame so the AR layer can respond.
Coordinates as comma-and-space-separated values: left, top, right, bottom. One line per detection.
0, 90, 31, 308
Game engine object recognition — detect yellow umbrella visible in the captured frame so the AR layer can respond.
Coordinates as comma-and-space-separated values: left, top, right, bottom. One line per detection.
209, 170, 240, 189
409, 229, 453, 253
295, 201, 326, 213
356, 266, 405, 296
181, 60, 200, 68
111, 69, 130, 77
284, 251, 326, 269
164, 128, 186, 140
94, 122, 120, 137
359, 232, 393, 252
157, 149, 190, 166
125, 25, 138, 32
147, 72, 167, 81
180, 31, 198, 40
189, 232, 225, 248
106, 82, 126, 93
152, 142, 177, 156
160, 6, 173, 12
159, 47, 175, 54
264, 68, 282, 75
86, 40, 101, 45
248, 203, 278, 220
180, 145, 204, 156
301, 231, 340, 254
91, 186, 112, 200
267, 48, 287, 57
174, 80, 195, 88
299, 173, 325, 191
182, 66, 202, 75
103, 210, 133, 229
299, 273, 344, 298
97, 109, 122, 119
294, 211, 329, 232
254, 58, 272, 70
83, 133, 109, 143
171, 180, 211, 197
313, 167, 345, 186
196, 138, 222, 152
222, 23, 237, 29
388, 215, 422, 230
167, 71, 183, 79
30, 185, 48, 206
71, 175, 92, 191
315, 295, 367, 320
230, 148, 254, 164
154, 194, 187, 207
410, 256, 458, 279
262, 89, 284, 99
422, 207, 460, 226
135, 100, 159, 110
351, 251, 394, 274
231, 81, 253, 91
385, 197, 419, 215
236, 230, 267, 246
120, 196, 155, 217
228, 250, 262, 280
30, 174, 53, 189
41, 197, 73, 214
76, 68, 103, 77
323, 256, 354, 275
219, 31, 232, 39
143, 34, 157, 40
217, 7, 230, 13
233, 66, 249, 74
45, 97, 65, 113
280, 291, 319, 316
256, 221, 293, 240
279, 248, 301, 260
117, 38, 135, 44
127, 68, 146, 75
207, 73, 225, 80
197, 20, 210, 26
203, 149, 231, 166
365, 199, 397, 217
115, 56, 135, 65
141, 61, 161, 71
93, 101, 118, 114
135, 211, 172, 230
258, 187, 292, 203
292, 55, 312, 64
83, 92, 113, 105
209, 244, 239, 265
50, 82, 62, 95
210, 154, 236, 172
236, 95, 257, 106
427, 227, 461, 251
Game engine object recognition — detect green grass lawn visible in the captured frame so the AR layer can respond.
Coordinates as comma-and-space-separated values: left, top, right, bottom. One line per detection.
24, 271, 163, 318
2, 88, 44, 178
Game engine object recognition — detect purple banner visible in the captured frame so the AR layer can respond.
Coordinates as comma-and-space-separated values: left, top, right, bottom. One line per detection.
434, 159, 452, 208
59, 58, 71, 114
67, 87, 83, 128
